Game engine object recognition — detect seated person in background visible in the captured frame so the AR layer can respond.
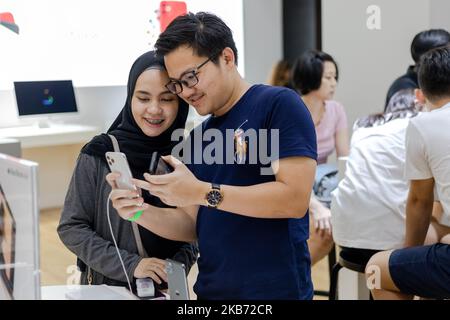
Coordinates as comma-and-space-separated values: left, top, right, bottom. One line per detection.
385, 28, 450, 108
267, 59, 293, 89
367, 45, 450, 300
332, 89, 440, 259
57, 51, 198, 292
291, 50, 349, 265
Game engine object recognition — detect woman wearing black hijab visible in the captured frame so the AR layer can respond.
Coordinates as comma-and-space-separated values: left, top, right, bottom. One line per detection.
57, 51, 197, 292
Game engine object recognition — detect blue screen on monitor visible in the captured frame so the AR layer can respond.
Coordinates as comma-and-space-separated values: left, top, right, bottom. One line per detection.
14, 80, 78, 116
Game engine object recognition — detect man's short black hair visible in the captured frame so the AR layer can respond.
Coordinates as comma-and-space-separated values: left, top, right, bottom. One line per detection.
155, 12, 238, 65
418, 45, 450, 103
291, 50, 339, 95
411, 29, 450, 64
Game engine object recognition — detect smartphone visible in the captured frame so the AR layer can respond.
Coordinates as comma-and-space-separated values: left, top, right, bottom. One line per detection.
105, 152, 137, 191
149, 152, 173, 175
166, 259, 189, 300
159, 1, 187, 32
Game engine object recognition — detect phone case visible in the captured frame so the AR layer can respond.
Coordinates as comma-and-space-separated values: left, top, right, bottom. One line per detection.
105, 152, 136, 191
159, 1, 187, 32
166, 259, 189, 300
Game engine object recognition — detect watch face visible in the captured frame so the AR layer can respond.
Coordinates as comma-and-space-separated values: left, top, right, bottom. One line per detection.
207, 190, 222, 206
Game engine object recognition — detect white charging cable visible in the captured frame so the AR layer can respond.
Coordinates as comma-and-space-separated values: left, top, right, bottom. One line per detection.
106, 193, 133, 293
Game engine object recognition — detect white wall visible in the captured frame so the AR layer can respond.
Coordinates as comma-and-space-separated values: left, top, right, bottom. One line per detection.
0, 1, 245, 209
0, 0, 246, 130
430, 0, 450, 30
242, 0, 283, 84
0, 0, 245, 90
322, 0, 432, 131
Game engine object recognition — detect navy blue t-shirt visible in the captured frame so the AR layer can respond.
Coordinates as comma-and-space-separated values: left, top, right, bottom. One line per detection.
184, 85, 317, 299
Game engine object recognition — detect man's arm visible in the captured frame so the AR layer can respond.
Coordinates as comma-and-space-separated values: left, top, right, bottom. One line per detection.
136, 204, 198, 242
404, 178, 435, 247
210, 156, 316, 219
144, 155, 316, 219
106, 172, 198, 242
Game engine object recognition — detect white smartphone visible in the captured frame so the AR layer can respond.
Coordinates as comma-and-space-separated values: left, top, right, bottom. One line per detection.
105, 152, 137, 191
166, 259, 190, 300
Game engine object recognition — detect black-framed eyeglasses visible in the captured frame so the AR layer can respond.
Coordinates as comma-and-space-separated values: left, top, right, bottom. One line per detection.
165, 55, 215, 95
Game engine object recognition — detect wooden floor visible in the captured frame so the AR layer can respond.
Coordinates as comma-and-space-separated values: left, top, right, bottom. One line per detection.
40, 208, 330, 299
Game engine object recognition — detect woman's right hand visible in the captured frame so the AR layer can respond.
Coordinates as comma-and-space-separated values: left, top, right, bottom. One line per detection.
105, 172, 149, 220
134, 258, 168, 284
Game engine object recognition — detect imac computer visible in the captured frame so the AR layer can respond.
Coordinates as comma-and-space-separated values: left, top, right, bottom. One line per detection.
13, 80, 78, 128
0, 153, 40, 300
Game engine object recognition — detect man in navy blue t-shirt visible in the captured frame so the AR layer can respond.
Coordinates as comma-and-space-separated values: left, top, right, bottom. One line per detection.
108, 12, 317, 300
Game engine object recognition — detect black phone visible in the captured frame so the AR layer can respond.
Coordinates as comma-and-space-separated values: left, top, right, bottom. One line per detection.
149, 152, 173, 175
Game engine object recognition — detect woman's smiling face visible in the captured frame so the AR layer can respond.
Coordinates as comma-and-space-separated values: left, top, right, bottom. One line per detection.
131, 68, 179, 137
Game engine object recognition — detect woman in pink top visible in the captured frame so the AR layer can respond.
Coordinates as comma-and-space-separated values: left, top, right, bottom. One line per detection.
292, 50, 349, 265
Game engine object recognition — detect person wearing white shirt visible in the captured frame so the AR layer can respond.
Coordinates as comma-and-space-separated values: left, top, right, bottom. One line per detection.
367, 45, 450, 300
331, 89, 429, 251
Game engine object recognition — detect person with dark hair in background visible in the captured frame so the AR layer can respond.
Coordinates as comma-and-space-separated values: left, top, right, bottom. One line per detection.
58, 51, 198, 292
367, 45, 450, 300
385, 28, 450, 108
108, 12, 317, 300
291, 50, 349, 167
267, 59, 292, 88
291, 50, 349, 266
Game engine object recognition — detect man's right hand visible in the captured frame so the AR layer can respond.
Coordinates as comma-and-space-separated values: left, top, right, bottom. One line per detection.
106, 172, 149, 220
106, 172, 198, 243
134, 258, 168, 284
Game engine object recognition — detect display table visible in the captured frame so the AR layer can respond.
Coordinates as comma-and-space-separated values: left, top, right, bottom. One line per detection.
41, 285, 139, 300
41, 285, 169, 300
0, 138, 21, 157
0, 124, 100, 148
0, 124, 101, 208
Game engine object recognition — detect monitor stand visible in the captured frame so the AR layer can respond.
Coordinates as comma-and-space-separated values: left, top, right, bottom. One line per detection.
37, 119, 51, 128
35, 117, 61, 129
31, 117, 71, 129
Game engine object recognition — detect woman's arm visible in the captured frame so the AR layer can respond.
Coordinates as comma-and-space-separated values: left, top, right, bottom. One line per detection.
335, 128, 350, 157
334, 102, 350, 157
57, 153, 141, 283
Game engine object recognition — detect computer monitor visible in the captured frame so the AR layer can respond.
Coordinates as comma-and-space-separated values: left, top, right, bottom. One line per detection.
0, 153, 40, 300
13, 80, 78, 124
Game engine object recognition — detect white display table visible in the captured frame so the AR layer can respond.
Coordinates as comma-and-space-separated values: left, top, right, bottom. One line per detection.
0, 124, 100, 148
41, 285, 139, 300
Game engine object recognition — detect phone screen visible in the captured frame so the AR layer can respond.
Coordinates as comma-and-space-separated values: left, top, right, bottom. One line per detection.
155, 158, 173, 175
149, 152, 173, 175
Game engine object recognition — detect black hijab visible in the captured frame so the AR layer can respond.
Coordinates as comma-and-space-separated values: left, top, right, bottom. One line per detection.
81, 51, 189, 203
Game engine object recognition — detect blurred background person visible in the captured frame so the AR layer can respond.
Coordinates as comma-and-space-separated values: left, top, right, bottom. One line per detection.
332, 89, 438, 265
291, 50, 349, 265
267, 59, 293, 89
385, 28, 450, 108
